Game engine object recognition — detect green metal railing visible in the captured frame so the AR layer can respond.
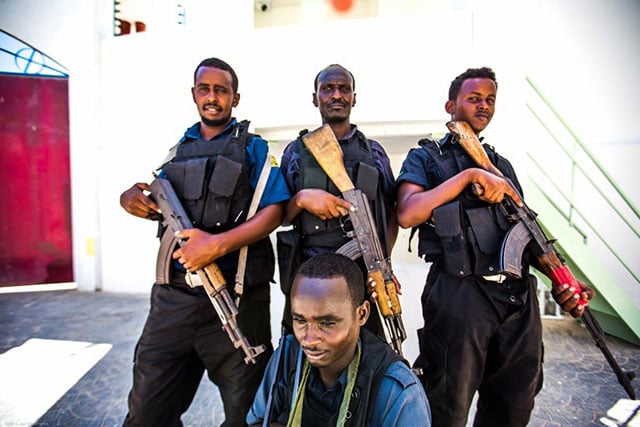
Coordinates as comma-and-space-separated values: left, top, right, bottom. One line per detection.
525, 76, 639, 286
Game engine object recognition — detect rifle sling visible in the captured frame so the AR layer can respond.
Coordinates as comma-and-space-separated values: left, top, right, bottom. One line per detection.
234, 152, 273, 300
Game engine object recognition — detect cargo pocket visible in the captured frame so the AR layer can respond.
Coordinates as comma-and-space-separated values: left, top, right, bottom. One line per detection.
300, 166, 332, 236
466, 206, 502, 276
353, 162, 379, 201
202, 156, 242, 229
433, 201, 472, 277
164, 158, 208, 224
244, 238, 276, 287
276, 228, 302, 295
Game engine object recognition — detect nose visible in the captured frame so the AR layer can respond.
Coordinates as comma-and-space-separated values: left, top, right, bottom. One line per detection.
301, 323, 321, 347
204, 88, 217, 103
330, 87, 342, 99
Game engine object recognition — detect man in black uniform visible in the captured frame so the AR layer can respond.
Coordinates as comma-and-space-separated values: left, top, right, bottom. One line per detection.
119, 57, 290, 426
277, 64, 397, 335
395, 67, 593, 427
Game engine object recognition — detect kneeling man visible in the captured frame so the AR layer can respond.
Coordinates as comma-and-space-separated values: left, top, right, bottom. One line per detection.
247, 253, 431, 426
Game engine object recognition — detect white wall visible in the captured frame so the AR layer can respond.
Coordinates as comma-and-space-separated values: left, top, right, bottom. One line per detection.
1, 0, 638, 350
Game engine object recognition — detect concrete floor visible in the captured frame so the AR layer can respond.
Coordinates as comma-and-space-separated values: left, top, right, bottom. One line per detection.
0, 288, 638, 426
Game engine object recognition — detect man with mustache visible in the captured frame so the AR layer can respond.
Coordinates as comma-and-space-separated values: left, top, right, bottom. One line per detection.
277, 64, 397, 337
246, 253, 431, 426
119, 57, 290, 426
395, 67, 593, 426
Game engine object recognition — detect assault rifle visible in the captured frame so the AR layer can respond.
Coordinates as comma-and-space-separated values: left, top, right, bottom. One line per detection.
149, 176, 266, 364
302, 124, 407, 356
447, 120, 637, 399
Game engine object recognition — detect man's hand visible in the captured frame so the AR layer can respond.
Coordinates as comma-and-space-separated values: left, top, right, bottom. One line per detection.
296, 188, 352, 220
551, 280, 596, 318
471, 169, 523, 207
172, 229, 225, 272
120, 183, 161, 219
366, 274, 401, 302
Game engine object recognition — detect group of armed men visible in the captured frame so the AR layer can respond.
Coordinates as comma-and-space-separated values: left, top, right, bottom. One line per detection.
120, 58, 594, 427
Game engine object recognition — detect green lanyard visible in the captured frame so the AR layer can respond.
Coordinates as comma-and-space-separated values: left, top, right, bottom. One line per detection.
287, 342, 361, 427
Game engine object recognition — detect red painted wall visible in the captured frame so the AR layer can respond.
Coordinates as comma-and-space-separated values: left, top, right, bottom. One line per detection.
0, 75, 73, 285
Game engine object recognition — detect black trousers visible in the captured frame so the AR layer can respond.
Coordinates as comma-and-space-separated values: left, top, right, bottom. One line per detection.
415, 268, 543, 427
123, 281, 272, 427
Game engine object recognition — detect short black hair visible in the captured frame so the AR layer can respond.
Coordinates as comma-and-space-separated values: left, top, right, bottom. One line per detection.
294, 253, 365, 307
313, 64, 356, 91
448, 67, 497, 101
194, 57, 239, 94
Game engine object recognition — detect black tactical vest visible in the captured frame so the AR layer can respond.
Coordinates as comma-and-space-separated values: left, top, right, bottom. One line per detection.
295, 130, 388, 253
276, 329, 405, 427
163, 120, 274, 285
415, 134, 523, 278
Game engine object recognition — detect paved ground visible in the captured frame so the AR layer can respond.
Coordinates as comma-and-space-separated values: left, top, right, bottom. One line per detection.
0, 288, 638, 426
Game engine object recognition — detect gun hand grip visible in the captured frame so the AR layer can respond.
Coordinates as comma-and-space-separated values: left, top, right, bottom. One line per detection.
369, 271, 401, 317
203, 263, 227, 291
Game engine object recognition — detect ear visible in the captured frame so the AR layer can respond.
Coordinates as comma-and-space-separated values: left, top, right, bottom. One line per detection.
356, 301, 370, 326
232, 93, 240, 108
191, 87, 197, 103
312, 92, 319, 108
445, 100, 455, 115
352, 92, 357, 107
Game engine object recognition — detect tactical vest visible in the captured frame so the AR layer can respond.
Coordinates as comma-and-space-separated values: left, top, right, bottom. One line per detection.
163, 120, 274, 285
415, 135, 523, 278
277, 329, 405, 427
295, 130, 388, 253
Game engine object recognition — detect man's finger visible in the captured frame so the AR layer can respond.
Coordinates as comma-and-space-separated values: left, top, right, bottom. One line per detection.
507, 187, 523, 207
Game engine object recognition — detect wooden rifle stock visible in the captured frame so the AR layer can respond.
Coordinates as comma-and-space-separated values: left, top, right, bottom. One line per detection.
446, 120, 636, 399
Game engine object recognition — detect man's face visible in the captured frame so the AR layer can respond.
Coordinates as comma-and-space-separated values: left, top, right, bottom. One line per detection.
291, 276, 367, 372
191, 66, 239, 128
313, 67, 356, 125
446, 77, 497, 134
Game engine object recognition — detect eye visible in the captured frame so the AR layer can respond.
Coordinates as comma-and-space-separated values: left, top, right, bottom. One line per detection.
197, 86, 209, 95
486, 98, 495, 106
292, 316, 306, 325
320, 320, 336, 327
320, 84, 334, 93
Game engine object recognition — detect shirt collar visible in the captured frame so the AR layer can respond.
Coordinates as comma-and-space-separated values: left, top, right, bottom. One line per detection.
184, 118, 238, 141
337, 124, 358, 142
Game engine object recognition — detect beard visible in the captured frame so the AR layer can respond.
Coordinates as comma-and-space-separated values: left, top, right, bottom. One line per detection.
201, 113, 231, 127
323, 114, 348, 125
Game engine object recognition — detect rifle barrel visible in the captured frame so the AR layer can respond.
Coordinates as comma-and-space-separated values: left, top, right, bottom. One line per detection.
582, 309, 636, 399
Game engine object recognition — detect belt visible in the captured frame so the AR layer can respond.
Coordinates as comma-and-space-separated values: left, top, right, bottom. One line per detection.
482, 274, 508, 284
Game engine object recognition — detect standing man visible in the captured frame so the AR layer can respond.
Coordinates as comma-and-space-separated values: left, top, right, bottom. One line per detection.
395, 67, 593, 426
119, 57, 290, 426
246, 253, 431, 426
277, 64, 397, 334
